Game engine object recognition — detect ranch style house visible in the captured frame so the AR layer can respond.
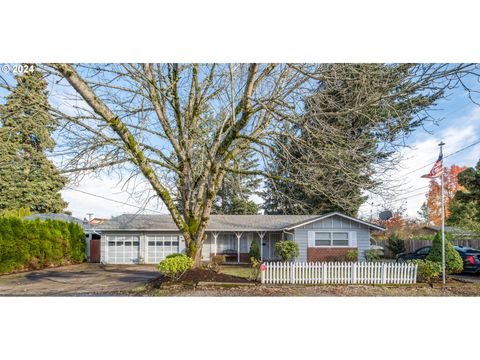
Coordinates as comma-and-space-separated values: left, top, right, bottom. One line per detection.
87, 212, 384, 264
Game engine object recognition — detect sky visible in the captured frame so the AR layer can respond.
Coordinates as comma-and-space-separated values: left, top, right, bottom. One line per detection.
2, 64, 478, 221
61, 74, 480, 221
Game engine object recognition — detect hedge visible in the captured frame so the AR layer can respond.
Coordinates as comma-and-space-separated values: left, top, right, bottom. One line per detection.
0, 218, 85, 273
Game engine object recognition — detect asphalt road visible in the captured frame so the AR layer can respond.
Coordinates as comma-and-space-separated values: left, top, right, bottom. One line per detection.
0, 263, 159, 296
450, 273, 480, 284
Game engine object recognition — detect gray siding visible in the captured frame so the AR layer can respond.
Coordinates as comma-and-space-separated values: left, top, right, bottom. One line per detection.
293, 215, 371, 261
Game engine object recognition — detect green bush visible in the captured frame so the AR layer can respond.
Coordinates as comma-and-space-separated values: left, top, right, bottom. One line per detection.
364, 249, 382, 262
410, 259, 442, 283
166, 253, 185, 259
0, 218, 86, 273
386, 234, 406, 256
426, 231, 463, 274
274, 240, 299, 262
346, 249, 358, 262
249, 240, 260, 261
157, 254, 193, 280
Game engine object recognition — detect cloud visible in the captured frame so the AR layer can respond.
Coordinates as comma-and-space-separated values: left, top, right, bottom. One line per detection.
61, 173, 168, 220
359, 106, 480, 219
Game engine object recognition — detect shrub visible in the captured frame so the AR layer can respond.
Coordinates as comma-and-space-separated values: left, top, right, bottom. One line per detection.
249, 240, 260, 261
208, 255, 226, 272
157, 254, 193, 280
0, 218, 85, 273
166, 253, 184, 259
346, 249, 358, 262
426, 231, 463, 274
274, 240, 299, 262
250, 258, 261, 281
386, 234, 406, 256
410, 259, 442, 283
364, 248, 382, 262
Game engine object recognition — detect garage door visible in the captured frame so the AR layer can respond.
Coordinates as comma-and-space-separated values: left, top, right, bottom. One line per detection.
107, 235, 140, 264
146, 235, 180, 264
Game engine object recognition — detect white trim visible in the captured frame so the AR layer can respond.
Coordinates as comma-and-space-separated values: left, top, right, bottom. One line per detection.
235, 232, 243, 263
285, 212, 385, 231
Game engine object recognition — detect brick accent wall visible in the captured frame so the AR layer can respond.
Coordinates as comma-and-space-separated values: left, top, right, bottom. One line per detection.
307, 247, 356, 262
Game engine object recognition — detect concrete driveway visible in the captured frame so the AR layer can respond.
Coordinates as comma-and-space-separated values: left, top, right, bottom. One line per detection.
0, 264, 159, 296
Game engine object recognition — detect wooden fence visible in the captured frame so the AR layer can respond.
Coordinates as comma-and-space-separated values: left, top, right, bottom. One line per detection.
260, 261, 417, 285
374, 238, 480, 258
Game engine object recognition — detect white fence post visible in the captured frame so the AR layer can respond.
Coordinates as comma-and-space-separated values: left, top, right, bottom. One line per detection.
261, 263, 266, 284
351, 262, 356, 284
381, 263, 386, 284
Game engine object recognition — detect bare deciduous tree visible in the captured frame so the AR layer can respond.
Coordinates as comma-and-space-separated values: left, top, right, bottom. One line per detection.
2, 63, 478, 267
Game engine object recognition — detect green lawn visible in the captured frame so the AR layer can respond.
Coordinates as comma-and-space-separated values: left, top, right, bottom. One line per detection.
219, 265, 256, 280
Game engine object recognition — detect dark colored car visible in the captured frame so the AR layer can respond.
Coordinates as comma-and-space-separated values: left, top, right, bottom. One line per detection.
455, 246, 480, 274
396, 246, 431, 262
396, 246, 480, 274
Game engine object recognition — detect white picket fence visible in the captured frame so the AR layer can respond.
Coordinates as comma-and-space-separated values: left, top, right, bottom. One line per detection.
260, 262, 418, 285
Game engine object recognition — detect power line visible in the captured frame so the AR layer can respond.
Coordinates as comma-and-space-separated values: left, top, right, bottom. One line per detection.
368, 137, 480, 208
402, 137, 480, 176
64, 186, 165, 214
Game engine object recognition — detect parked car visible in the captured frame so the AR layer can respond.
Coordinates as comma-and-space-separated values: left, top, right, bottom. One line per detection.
396, 246, 431, 262
455, 246, 480, 274
396, 246, 480, 274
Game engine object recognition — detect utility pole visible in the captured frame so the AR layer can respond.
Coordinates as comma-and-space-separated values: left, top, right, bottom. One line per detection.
439, 142, 446, 285
86, 213, 94, 261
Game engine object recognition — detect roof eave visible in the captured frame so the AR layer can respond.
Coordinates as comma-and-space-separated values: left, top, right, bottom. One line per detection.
284, 212, 386, 231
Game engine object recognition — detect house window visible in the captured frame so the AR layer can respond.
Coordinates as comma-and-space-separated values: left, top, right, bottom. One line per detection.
314, 231, 350, 247
315, 232, 331, 246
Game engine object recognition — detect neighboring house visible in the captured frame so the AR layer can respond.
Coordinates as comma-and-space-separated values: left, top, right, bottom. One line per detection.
94, 212, 384, 264
88, 217, 108, 226
421, 225, 480, 238
23, 213, 100, 261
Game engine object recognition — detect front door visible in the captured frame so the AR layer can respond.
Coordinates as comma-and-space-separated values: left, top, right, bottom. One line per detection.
90, 239, 101, 263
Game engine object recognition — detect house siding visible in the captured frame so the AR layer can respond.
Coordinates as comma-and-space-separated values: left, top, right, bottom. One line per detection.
293, 215, 371, 261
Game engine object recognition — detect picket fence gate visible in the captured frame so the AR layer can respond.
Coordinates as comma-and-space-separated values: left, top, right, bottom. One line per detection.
260, 262, 417, 285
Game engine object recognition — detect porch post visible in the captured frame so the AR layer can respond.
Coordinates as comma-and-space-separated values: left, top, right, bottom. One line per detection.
212, 232, 219, 256
235, 232, 243, 263
257, 231, 266, 261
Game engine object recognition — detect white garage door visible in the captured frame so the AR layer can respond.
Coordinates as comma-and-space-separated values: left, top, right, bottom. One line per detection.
146, 235, 180, 264
107, 235, 140, 264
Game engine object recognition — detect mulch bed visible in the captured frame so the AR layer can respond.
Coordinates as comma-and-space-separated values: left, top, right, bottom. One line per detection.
180, 268, 253, 284
147, 268, 254, 290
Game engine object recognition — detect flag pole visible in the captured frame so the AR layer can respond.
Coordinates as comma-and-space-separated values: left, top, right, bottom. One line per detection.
439, 141, 446, 285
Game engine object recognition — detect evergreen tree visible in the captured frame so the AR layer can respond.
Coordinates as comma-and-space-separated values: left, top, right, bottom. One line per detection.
0, 69, 68, 213
447, 159, 480, 232
426, 231, 463, 274
264, 64, 441, 215
211, 150, 261, 215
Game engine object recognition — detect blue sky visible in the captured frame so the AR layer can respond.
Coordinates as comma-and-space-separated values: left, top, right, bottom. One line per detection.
359, 74, 480, 219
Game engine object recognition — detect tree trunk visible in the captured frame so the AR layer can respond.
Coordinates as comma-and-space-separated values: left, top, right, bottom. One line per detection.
192, 247, 203, 268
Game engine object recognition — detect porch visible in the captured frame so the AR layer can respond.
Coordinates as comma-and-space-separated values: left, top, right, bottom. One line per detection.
202, 231, 289, 263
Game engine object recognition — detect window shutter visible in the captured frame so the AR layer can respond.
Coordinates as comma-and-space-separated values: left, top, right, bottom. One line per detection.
307, 231, 315, 247
349, 231, 357, 247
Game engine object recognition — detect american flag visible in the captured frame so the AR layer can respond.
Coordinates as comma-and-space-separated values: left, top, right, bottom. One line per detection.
421, 149, 444, 178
